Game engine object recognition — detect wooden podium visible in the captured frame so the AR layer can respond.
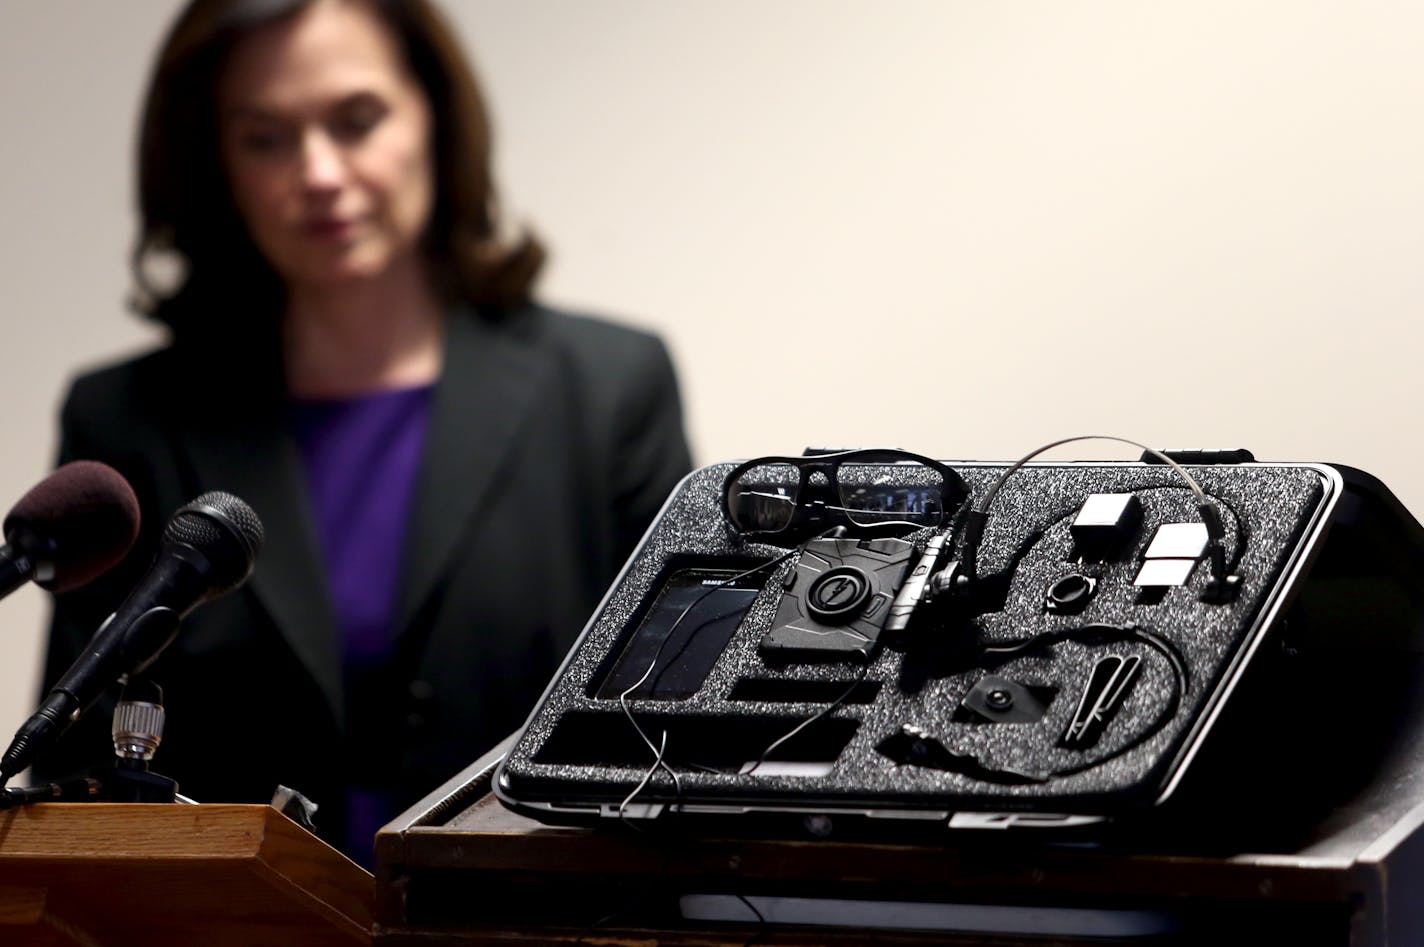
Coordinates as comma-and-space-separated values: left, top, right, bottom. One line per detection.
0, 803, 373, 946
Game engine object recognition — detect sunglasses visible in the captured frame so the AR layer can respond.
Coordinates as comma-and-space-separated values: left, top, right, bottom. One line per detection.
721, 449, 962, 542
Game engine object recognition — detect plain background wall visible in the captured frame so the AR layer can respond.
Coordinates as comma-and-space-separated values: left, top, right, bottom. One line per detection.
1, 1, 1421, 769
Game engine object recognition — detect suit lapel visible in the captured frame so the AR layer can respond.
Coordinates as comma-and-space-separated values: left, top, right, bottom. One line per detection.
167, 309, 553, 717
176, 366, 344, 721
391, 310, 556, 639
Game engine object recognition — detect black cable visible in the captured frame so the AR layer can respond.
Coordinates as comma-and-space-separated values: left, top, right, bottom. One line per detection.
742, 665, 871, 776
616, 729, 674, 827
995, 484, 1246, 586
605, 535, 878, 945
977, 622, 1189, 777
0, 776, 102, 808
1209, 491, 1249, 573
616, 552, 796, 802
961, 435, 1229, 588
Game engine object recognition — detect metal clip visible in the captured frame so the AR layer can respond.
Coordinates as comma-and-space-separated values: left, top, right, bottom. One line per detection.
1061, 653, 1141, 748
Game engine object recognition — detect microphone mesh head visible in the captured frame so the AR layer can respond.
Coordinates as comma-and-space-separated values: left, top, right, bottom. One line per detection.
163, 491, 264, 594
3, 461, 141, 592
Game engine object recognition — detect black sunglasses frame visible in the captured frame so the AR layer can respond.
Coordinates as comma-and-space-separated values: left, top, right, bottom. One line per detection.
720, 448, 963, 542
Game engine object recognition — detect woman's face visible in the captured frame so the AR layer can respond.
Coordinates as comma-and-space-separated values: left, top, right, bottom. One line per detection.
217, 0, 435, 292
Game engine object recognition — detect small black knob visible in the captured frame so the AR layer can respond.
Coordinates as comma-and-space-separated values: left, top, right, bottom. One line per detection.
1046, 573, 1097, 614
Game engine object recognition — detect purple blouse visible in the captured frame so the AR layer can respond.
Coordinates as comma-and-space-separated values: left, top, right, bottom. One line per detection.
288, 384, 433, 663
287, 383, 435, 864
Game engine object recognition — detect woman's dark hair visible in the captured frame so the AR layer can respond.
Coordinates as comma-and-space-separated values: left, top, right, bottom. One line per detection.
133, 0, 544, 338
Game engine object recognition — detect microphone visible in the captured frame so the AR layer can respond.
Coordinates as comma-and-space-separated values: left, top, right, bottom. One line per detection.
0, 461, 140, 599
0, 491, 263, 784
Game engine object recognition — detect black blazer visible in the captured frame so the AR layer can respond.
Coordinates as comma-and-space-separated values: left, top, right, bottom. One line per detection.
38, 304, 692, 838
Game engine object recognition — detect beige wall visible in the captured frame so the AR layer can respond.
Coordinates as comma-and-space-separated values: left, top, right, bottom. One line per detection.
2, 1, 1422, 764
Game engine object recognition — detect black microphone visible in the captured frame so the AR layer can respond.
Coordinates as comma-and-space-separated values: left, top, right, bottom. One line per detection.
0, 491, 263, 784
0, 461, 140, 599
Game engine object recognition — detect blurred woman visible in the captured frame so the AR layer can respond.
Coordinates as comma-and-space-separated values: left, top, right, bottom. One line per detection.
40, 0, 691, 864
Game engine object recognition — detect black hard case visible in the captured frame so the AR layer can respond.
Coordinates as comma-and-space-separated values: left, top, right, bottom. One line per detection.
494, 459, 1424, 835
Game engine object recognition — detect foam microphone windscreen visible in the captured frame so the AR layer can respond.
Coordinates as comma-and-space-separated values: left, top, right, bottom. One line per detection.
3, 461, 141, 592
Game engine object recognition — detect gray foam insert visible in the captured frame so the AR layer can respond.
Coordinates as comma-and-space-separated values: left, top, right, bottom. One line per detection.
500, 461, 1331, 816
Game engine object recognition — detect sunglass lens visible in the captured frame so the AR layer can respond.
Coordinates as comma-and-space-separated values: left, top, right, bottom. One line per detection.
727, 463, 800, 534
838, 464, 946, 528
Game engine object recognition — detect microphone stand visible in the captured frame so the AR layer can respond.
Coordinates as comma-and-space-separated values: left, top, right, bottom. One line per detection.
100, 674, 178, 803
0, 674, 178, 808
